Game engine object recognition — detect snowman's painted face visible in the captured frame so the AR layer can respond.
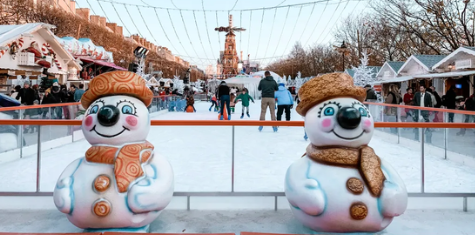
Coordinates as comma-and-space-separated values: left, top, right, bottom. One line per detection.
304, 97, 373, 148
82, 95, 150, 146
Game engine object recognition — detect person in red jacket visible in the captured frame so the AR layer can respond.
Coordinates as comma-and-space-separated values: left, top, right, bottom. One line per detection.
403, 88, 414, 122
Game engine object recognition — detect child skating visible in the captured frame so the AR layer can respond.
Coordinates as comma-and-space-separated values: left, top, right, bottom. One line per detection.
234, 88, 254, 119
209, 94, 218, 112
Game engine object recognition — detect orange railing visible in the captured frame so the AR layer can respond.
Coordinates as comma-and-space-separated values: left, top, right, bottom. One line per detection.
1, 119, 475, 128
365, 101, 475, 115
0, 95, 180, 112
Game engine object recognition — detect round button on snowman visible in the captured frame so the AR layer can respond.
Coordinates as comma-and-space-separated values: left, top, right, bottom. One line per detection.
53, 71, 174, 232
285, 73, 407, 233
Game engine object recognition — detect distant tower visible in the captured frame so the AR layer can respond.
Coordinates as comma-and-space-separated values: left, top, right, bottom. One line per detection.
215, 15, 246, 77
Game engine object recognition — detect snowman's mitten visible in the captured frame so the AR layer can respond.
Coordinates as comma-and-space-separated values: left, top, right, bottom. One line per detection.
127, 153, 174, 214
53, 158, 82, 214
379, 180, 408, 217
379, 159, 408, 217
54, 176, 74, 214
285, 161, 326, 216
289, 179, 326, 216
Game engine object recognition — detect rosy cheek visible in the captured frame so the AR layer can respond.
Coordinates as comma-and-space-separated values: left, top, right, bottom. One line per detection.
364, 119, 372, 128
321, 118, 332, 128
126, 116, 138, 127
85, 116, 93, 127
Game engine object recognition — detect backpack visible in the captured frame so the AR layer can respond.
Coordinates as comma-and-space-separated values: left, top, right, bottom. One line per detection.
465, 95, 475, 111
441, 95, 447, 107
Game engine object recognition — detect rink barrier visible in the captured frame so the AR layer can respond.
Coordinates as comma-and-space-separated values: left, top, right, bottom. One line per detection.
0, 120, 474, 212
1, 119, 475, 128
0, 95, 179, 112
2, 100, 475, 115
365, 101, 475, 115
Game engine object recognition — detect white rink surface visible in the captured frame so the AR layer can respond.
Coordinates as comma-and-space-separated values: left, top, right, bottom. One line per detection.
0, 100, 474, 193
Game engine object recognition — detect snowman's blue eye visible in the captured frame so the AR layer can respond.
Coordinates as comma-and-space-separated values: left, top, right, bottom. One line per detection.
122, 105, 134, 114
359, 107, 368, 117
89, 105, 99, 114
323, 107, 335, 116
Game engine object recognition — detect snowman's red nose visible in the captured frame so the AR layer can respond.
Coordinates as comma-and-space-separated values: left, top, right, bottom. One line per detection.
97, 105, 120, 127
337, 107, 361, 130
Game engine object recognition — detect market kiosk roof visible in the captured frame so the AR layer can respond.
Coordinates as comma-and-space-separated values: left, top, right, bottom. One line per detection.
0, 23, 82, 72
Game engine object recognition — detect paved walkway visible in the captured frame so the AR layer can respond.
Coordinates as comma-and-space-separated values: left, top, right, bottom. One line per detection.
0, 209, 473, 235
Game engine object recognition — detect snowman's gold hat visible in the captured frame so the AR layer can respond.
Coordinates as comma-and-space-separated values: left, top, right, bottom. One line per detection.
81, 71, 154, 109
296, 73, 366, 116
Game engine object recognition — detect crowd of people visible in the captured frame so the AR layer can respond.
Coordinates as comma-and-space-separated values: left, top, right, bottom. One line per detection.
364, 83, 475, 143
211, 71, 294, 132
7, 81, 86, 133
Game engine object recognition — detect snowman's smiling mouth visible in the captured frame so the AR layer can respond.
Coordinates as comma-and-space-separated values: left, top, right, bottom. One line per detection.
90, 125, 130, 138
332, 130, 364, 140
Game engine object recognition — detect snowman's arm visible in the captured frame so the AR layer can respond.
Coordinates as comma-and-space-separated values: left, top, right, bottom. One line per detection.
127, 151, 174, 214
285, 157, 326, 216
53, 158, 83, 215
379, 158, 408, 217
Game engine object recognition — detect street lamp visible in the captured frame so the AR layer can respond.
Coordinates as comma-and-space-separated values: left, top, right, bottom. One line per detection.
333, 41, 349, 72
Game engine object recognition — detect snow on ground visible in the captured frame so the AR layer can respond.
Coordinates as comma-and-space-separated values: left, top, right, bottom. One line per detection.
0, 100, 474, 193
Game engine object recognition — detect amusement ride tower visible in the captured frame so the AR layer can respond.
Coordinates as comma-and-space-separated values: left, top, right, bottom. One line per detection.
215, 15, 246, 77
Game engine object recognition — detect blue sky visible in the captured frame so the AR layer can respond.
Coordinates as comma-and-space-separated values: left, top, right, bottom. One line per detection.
75, 0, 370, 70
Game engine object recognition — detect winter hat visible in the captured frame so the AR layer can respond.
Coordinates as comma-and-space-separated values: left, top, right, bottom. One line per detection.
81, 71, 154, 109
296, 73, 366, 116
52, 82, 59, 87
279, 83, 285, 87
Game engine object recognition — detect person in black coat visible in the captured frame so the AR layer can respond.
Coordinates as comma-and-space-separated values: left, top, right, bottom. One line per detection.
216, 81, 231, 120
413, 85, 433, 143
444, 85, 457, 122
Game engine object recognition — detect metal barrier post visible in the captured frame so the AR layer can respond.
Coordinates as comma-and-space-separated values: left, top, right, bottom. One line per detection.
231, 125, 235, 192
18, 109, 23, 158
421, 128, 425, 193
463, 197, 468, 212
36, 125, 41, 192
444, 127, 448, 160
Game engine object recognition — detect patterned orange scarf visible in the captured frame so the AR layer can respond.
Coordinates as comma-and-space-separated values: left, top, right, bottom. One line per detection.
305, 145, 385, 197
85, 141, 154, 193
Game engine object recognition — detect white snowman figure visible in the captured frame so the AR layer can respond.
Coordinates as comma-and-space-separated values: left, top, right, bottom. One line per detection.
285, 73, 407, 233
53, 71, 174, 233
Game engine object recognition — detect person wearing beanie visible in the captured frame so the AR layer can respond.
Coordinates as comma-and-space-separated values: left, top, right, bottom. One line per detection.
274, 83, 294, 121
234, 88, 254, 119
216, 81, 231, 120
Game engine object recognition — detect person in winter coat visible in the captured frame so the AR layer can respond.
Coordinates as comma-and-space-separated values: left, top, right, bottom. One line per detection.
444, 85, 457, 122
364, 84, 378, 101
274, 83, 294, 121
217, 81, 231, 120
403, 87, 414, 122
258, 71, 279, 131
413, 85, 433, 143
74, 83, 85, 102
384, 84, 401, 134
456, 89, 475, 136
427, 87, 441, 122
209, 94, 218, 112
11, 85, 21, 103
229, 93, 236, 113
234, 88, 254, 119
50, 82, 64, 119
16, 81, 39, 133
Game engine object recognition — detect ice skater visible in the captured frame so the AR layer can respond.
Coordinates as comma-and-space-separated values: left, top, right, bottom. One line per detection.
217, 81, 231, 120
234, 88, 254, 119
209, 94, 218, 112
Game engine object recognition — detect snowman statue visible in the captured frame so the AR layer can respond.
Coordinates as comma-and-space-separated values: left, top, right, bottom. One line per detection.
285, 73, 407, 233
53, 71, 174, 233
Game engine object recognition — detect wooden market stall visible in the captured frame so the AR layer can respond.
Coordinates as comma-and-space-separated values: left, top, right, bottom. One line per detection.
0, 23, 82, 93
